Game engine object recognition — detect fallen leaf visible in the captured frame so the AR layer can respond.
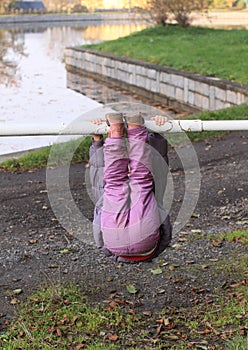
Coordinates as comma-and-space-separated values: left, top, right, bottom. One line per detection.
107, 333, 119, 341
221, 215, 231, 220
56, 328, 62, 337
179, 231, 189, 235
155, 323, 163, 336
143, 311, 152, 317
172, 244, 182, 250
167, 335, 179, 340
211, 240, 222, 247
173, 279, 184, 284
151, 268, 163, 275
178, 237, 188, 242
10, 298, 19, 305
126, 284, 139, 294
59, 248, 71, 254
163, 318, 170, 326
13, 289, 22, 295
75, 344, 86, 349
108, 301, 118, 309
191, 229, 202, 234
218, 188, 225, 195
214, 173, 222, 178
29, 239, 37, 244
157, 289, 166, 294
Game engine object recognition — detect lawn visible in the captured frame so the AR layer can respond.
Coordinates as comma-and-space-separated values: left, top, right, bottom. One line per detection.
85, 25, 248, 85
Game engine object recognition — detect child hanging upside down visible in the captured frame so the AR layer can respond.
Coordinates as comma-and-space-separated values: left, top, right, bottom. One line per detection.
89, 112, 172, 263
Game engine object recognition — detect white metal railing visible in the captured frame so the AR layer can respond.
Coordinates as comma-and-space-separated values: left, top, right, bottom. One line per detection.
1, 120, 248, 136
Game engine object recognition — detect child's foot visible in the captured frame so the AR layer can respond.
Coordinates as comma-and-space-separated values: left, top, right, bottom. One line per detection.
105, 113, 125, 137
125, 112, 144, 129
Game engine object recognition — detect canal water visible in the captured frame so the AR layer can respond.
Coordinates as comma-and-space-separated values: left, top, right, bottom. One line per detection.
0, 21, 148, 157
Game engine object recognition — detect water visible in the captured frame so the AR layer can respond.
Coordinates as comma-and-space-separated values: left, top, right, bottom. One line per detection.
0, 21, 148, 157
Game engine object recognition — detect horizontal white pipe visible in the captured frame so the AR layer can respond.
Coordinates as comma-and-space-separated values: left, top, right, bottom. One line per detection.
0, 120, 248, 136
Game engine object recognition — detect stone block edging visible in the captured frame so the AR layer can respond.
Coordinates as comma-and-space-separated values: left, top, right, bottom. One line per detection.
0, 13, 144, 24
65, 47, 248, 112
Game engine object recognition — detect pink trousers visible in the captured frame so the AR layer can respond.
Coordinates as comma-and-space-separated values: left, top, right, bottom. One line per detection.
101, 126, 160, 256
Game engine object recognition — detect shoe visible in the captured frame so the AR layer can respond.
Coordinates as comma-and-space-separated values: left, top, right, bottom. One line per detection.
125, 112, 144, 127
105, 113, 125, 137
105, 113, 124, 126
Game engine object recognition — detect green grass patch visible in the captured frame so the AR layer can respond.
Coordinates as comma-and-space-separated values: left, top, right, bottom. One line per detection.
186, 103, 248, 142
0, 136, 92, 172
0, 284, 124, 349
208, 228, 248, 245
85, 25, 248, 85
226, 336, 248, 350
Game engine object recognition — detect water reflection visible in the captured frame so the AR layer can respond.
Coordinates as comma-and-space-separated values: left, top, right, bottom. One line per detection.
0, 29, 25, 87
82, 23, 147, 41
67, 69, 146, 105
0, 22, 148, 87
66, 70, 176, 116
0, 21, 149, 156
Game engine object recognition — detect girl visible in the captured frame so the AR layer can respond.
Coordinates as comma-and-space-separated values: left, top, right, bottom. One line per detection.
89, 113, 172, 263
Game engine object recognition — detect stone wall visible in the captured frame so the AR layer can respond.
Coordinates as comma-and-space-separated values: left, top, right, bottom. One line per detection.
0, 13, 144, 24
65, 47, 248, 112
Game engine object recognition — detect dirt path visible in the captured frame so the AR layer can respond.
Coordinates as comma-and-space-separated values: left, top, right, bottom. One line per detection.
0, 131, 247, 328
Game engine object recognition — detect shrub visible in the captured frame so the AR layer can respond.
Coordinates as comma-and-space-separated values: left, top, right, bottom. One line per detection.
148, 0, 212, 27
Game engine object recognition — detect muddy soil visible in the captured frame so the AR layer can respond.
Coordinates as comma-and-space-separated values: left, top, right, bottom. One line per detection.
0, 131, 247, 329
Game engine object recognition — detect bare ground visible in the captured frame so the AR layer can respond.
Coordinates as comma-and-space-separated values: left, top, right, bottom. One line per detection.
0, 131, 247, 332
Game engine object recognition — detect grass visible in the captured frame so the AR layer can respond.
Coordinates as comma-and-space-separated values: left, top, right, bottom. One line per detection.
85, 25, 248, 85
0, 104, 247, 172
185, 103, 248, 141
208, 228, 248, 245
0, 136, 92, 172
0, 238, 247, 349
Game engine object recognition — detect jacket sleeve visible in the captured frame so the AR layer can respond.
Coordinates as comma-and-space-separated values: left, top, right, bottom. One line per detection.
149, 133, 172, 257
89, 138, 105, 248
148, 132, 169, 206
148, 132, 169, 165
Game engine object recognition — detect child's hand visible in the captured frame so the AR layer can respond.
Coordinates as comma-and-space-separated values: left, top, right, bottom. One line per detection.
91, 119, 104, 141
150, 115, 168, 126
91, 118, 104, 125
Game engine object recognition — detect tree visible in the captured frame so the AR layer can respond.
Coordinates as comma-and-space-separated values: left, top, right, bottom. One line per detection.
148, 0, 212, 27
